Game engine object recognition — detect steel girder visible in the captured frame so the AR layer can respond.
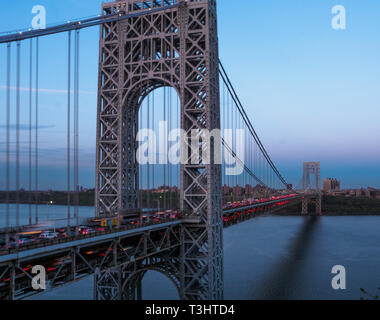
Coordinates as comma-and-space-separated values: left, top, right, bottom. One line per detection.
95, 0, 223, 300
0, 224, 181, 300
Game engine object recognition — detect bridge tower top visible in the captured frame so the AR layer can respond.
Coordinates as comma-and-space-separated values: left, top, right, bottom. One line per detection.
302, 162, 322, 215
302, 162, 321, 191
102, 0, 211, 13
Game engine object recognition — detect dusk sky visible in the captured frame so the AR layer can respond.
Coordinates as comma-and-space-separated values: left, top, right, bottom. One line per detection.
0, 0, 379, 190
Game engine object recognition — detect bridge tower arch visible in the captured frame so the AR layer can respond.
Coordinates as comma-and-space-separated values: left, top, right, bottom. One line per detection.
95, 262, 181, 300
95, 0, 223, 299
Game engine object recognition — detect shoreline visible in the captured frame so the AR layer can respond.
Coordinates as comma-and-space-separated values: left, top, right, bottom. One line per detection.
1, 202, 380, 217
273, 212, 380, 216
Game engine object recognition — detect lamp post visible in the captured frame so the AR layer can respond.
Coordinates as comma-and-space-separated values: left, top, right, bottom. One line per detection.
155, 199, 160, 213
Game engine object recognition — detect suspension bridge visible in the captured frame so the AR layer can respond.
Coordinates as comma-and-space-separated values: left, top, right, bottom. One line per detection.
0, 0, 321, 300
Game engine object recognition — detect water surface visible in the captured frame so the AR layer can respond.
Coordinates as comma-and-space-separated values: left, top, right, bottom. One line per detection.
23, 214, 380, 300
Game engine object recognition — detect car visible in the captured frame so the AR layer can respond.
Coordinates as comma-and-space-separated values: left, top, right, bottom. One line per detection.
81, 228, 95, 235
56, 228, 69, 237
40, 231, 58, 239
18, 237, 35, 245
4, 241, 16, 249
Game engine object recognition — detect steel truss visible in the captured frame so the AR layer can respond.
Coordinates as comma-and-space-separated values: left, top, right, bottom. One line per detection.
0, 224, 180, 300
94, 252, 180, 300
95, 0, 223, 299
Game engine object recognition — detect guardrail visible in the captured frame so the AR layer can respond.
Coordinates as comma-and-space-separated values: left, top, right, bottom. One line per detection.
222, 195, 309, 215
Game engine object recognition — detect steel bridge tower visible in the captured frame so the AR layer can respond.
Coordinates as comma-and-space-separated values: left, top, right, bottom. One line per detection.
95, 0, 223, 300
302, 162, 322, 215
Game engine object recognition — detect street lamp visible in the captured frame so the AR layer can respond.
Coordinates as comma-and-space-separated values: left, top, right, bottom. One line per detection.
155, 199, 160, 212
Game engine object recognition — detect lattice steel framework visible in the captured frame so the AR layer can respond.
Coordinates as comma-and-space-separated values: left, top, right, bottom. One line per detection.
95, 0, 223, 299
302, 162, 322, 215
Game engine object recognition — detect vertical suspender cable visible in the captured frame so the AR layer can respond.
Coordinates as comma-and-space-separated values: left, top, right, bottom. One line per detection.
224, 81, 227, 190
152, 91, 155, 193
147, 94, 150, 209
35, 37, 39, 224
163, 87, 166, 210
67, 31, 71, 234
233, 96, 239, 186
16, 41, 20, 227
28, 39, 33, 225
139, 99, 142, 208
74, 29, 79, 232
222, 80, 225, 188
168, 88, 172, 210
227, 91, 230, 189
6, 43, 11, 241
177, 93, 180, 209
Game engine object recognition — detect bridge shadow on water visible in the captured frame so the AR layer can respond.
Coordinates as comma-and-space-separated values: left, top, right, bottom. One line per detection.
252, 216, 321, 300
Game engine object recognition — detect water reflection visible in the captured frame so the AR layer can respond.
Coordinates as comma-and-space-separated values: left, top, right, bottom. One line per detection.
254, 216, 321, 299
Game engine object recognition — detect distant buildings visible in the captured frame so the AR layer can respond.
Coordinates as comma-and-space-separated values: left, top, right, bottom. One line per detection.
151, 186, 179, 194
245, 184, 254, 196
233, 185, 243, 197
323, 178, 341, 193
326, 187, 380, 199
222, 185, 231, 196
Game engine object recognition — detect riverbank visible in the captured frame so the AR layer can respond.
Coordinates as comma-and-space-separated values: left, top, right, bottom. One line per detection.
274, 211, 380, 216
0, 190, 179, 209
2, 193, 380, 216
275, 195, 380, 216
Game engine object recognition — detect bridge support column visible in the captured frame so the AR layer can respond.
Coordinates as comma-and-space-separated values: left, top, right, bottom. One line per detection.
94, 267, 123, 300
302, 199, 308, 215
9, 263, 15, 300
316, 193, 322, 216
135, 274, 143, 300
71, 248, 77, 281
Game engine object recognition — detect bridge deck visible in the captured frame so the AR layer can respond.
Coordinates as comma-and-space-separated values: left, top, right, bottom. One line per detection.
0, 220, 181, 264
0, 195, 311, 262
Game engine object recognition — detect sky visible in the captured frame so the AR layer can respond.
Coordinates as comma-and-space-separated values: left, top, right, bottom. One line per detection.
0, 0, 379, 190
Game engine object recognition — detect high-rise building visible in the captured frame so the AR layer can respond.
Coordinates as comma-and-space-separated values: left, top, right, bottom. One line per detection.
323, 178, 341, 192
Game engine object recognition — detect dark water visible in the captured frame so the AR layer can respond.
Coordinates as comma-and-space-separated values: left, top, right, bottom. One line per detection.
24, 215, 380, 300
0, 204, 95, 229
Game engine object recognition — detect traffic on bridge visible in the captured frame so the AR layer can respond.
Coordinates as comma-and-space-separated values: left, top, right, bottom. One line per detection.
0, 194, 309, 255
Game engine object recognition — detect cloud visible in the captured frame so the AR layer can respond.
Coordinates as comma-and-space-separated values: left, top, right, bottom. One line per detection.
0, 85, 96, 95
0, 124, 55, 130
